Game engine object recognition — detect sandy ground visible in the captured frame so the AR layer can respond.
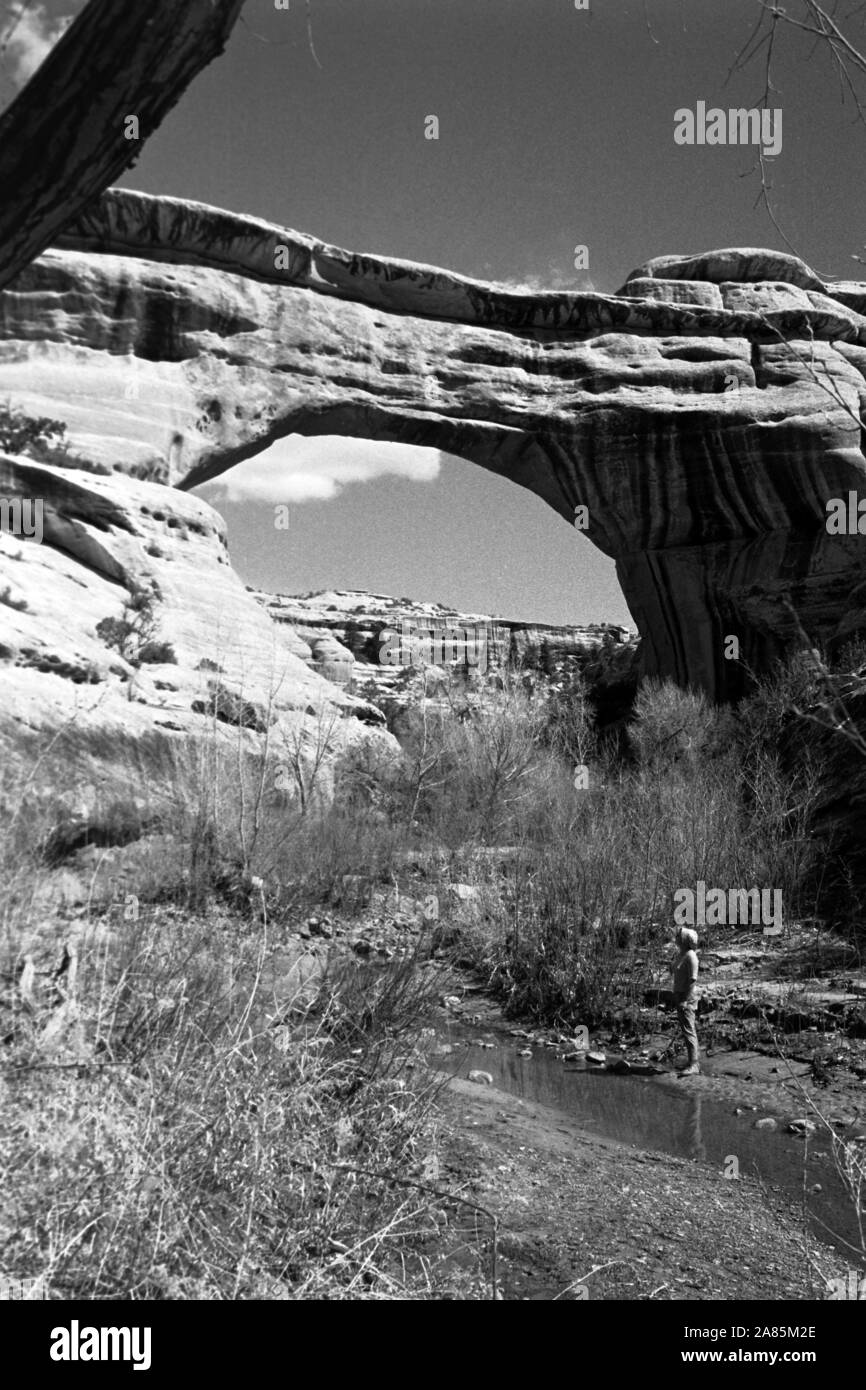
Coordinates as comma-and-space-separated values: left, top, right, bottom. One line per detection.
437, 1074, 852, 1301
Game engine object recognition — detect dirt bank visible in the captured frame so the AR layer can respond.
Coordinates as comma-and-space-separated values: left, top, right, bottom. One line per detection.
437, 1074, 850, 1301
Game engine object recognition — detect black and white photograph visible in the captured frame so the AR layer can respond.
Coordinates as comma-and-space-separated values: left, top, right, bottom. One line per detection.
0, 0, 864, 1346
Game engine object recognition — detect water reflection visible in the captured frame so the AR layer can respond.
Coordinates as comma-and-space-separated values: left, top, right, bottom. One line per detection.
685, 1094, 706, 1164
435, 1027, 863, 1269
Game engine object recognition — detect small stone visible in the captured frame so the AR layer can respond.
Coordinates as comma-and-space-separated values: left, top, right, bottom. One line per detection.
788, 1118, 817, 1135
518, 1048, 532, 1058
586, 1052, 606, 1065
755, 1117, 777, 1130
468, 1070, 493, 1085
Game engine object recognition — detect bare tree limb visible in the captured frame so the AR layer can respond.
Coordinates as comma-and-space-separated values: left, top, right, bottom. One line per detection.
239, 0, 322, 67
306, 0, 323, 69
722, 3, 866, 263
755, 308, 864, 434
642, 1, 660, 45
734, 2, 866, 104
0, 0, 247, 293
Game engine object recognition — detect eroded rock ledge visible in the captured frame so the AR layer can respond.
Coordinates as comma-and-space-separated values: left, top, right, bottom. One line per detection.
4, 188, 866, 699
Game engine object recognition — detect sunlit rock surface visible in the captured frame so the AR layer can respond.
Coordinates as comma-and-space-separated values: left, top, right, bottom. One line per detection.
0, 453, 388, 793
252, 587, 636, 702
3, 188, 866, 699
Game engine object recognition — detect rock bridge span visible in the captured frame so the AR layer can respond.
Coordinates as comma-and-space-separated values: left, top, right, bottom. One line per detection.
4, 187, 866, 698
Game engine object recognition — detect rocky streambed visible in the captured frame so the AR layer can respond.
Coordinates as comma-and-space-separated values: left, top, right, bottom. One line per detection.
427, 991, 866, 1279
257, 904, 865, 1297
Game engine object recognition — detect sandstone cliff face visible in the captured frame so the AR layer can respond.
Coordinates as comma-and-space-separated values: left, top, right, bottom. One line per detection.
253, 587, 635, 699
0, 451, 388, 816
3, 188, 866, 699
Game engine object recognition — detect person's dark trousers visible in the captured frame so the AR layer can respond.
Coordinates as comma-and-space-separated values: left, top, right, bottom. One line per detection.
675, 997, 699, 1067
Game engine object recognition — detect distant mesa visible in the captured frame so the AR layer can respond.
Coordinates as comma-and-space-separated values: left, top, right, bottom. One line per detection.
253, 586, 637, 696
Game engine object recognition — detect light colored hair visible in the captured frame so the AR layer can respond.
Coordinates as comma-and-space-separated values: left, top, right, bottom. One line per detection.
677, 927, 698, 950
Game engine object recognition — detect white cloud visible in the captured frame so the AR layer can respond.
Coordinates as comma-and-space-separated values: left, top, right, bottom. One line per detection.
0, 4, 75, 91
199, 435, 442, 505
489, 261, 596, 295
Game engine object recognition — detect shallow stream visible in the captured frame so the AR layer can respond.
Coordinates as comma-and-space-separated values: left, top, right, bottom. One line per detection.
434, 1021, 865, 1270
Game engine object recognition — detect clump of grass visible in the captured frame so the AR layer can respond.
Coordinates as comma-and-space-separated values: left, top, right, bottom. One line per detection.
95, 582, 170, 668
0, 719, 497, 1300
0, 901, 492, 1300
0, 584, 28, 611
0, 402, 68, 457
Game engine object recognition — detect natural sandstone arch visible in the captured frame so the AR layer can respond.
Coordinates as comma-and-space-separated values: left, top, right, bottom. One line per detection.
5, 187, 866, 700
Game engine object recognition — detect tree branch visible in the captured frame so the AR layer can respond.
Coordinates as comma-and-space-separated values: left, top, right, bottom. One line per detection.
723, 2, 866, 261
0, 0, 247, 292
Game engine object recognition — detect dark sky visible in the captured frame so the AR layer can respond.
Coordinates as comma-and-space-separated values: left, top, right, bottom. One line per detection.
13, 0, 866, 625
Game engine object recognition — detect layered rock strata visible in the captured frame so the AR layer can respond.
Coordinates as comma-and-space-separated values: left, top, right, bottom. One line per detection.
3, 189, 866, 698
253, 587, 634, 696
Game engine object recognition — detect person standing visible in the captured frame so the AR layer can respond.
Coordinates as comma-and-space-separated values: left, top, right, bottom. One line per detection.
671, 926, 700, 1076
